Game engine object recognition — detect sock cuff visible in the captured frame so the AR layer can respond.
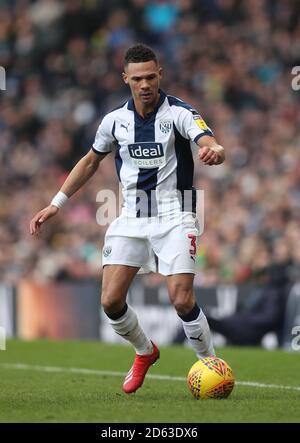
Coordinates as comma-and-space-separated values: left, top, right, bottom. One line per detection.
178, 303, 201, 322
105, 303, 128, 320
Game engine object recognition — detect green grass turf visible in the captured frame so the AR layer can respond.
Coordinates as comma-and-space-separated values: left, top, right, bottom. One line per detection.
0, 339, 299, 423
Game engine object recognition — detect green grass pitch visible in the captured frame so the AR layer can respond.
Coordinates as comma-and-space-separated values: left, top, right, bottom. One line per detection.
0, 339, 299, 423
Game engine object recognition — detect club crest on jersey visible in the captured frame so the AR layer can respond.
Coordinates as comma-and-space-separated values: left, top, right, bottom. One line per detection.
159, 120, 172, 134
103, 245, 112, 257
128, 142, 165, 169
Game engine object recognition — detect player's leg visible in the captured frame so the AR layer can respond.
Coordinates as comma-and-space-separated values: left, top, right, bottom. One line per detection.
101, 264, 159, 394
151, 213, 215, 359
101, 215, 160, 392
166, 273, 215, 359
101, 264, 153, 355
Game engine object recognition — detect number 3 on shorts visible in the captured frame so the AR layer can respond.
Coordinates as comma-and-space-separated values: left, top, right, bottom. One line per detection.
188, 234, 196, 255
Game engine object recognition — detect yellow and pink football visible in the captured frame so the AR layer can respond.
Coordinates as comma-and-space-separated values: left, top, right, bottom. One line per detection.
187, 356, 235, 399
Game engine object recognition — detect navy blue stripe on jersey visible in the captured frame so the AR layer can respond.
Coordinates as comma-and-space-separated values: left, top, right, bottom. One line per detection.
133, 113, 159, 217
167, 95, 214, 141
194, 131, 214, 143
92, 146, 110, 155
115, 147, 122, 181
167, 95, 192, 110
112, 121, 122, 181
173, 124, 196, 213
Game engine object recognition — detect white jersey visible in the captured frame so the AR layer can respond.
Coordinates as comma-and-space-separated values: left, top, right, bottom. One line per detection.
92, 90, 213, 217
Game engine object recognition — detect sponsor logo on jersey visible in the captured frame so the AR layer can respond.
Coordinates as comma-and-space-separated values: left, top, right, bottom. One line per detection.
189, 108, 208, 130
128, 142, 165, 168
195, 119, 208, 130
159, 120, 172, 134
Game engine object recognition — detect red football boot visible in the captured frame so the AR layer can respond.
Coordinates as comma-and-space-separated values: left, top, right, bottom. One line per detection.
122, 342, 160, 394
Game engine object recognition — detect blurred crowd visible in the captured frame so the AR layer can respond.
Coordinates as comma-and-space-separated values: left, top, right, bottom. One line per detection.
0, 0, 300, 287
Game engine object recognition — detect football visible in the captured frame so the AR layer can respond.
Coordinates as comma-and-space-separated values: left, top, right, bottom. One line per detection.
187, 356, 235, 399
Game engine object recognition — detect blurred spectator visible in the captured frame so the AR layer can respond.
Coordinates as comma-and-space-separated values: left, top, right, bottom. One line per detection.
0, 0, 300, 288
205, 265, 289, 346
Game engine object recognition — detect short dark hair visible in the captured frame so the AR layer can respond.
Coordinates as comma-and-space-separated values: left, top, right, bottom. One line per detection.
124, 44, 158, 67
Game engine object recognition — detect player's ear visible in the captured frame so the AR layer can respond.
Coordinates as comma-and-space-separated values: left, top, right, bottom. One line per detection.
158, 66, 163, 80
122, 72, 129, 84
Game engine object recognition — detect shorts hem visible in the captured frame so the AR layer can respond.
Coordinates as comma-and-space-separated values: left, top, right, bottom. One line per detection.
160, 269, 196, 276
102, 260, 155, 273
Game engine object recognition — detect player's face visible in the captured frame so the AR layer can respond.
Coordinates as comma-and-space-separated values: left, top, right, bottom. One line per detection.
123, 61, 162, 108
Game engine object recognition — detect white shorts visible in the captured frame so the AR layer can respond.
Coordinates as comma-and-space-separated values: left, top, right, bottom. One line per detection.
102, 212, 200, 276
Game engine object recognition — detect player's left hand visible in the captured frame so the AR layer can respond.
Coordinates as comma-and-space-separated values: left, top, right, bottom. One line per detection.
198, 145, 224, 165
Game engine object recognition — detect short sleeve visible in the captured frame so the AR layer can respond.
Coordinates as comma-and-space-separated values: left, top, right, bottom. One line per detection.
174, 107, 214, 143
92, 114, 116, 154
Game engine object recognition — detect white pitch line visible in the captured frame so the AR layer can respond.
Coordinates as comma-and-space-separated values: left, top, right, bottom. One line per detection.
0, 363, 300, 392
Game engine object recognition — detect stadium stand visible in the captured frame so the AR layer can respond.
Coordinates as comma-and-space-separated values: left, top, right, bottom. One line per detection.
1, 0, 300, 346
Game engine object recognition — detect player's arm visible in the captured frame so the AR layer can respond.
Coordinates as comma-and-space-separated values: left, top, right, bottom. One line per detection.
197, 135, 225, 166
59, 149, 107, 197
30, 150, 107, 235
172, 106, 225, 166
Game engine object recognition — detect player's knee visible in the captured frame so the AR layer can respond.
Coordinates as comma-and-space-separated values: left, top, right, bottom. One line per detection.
101, 289, 124, 315
169, 284, 195, 315
173, 298, 195, 315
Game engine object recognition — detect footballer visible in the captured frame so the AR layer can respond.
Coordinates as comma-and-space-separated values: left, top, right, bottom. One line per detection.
30, 44, 225, 394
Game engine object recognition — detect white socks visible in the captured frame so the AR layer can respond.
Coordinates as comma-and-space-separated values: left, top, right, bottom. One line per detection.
106, 305, 153, 355
180, 308, 215, 359
106, 303, 215, 360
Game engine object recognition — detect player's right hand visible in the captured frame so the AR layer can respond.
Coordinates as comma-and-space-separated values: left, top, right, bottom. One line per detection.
30, 205, 59, 235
